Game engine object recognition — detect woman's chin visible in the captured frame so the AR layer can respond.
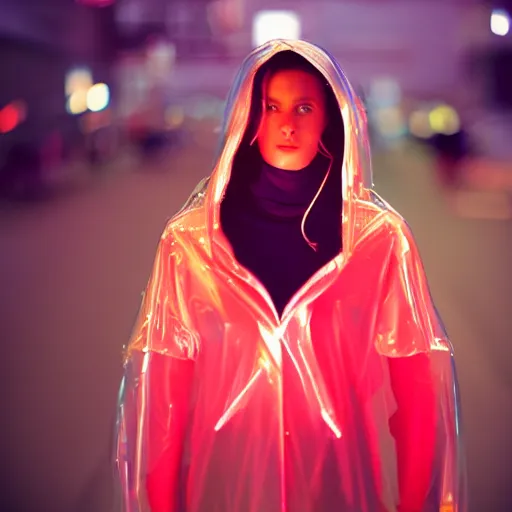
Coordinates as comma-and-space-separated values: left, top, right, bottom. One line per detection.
264, 155, 315, 172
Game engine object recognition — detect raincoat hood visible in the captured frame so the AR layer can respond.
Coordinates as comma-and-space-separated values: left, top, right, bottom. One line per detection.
199, 39, 372, 258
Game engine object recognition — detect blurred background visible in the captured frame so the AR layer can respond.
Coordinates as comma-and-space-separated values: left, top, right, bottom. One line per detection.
1, 0, 512, 510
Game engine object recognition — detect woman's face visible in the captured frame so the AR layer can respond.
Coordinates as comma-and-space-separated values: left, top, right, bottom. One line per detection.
257, 68, 327, 171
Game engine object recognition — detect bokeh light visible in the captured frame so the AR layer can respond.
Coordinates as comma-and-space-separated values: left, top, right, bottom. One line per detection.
65, 68, 93, 97
252, 11, 301, 48
490, 9, 510, 36
0, 101, 27, 133
86, 83, 110, 112
429, 104, 460, 135
67, 90, 88, 115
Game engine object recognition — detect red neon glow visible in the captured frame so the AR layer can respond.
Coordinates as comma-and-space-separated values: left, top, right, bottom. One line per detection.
0, 102, 26, 134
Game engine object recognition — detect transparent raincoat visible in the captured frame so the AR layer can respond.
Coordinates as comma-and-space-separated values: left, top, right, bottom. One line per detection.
115, 40, 466, 512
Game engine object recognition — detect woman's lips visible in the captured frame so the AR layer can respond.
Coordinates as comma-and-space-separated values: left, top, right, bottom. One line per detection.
277, 145, 299, 152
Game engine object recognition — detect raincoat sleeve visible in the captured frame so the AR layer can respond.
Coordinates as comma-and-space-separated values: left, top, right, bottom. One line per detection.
376, 220, 466, 512
115, 234, 197, 512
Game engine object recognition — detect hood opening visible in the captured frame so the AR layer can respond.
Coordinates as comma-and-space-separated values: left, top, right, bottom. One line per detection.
222, 50, 345, 250
226, 50, 345, 195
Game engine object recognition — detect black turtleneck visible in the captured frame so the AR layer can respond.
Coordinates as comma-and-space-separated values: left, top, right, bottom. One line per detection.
220, 153, 342, 316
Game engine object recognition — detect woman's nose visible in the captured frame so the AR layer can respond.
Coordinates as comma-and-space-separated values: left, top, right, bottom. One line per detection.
280, 123, 296, 139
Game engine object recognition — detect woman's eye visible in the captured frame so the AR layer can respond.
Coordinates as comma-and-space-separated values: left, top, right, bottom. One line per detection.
297, 105, 313, 114
266, 104, 278, 112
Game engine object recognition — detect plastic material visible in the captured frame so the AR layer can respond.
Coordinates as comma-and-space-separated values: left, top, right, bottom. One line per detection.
115, 39, 466, 512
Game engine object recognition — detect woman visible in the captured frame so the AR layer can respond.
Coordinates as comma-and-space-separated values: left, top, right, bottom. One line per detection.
115, 40, 466, 512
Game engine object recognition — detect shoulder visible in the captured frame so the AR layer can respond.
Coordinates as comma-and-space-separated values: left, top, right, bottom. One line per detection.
357, 190, 416, 252
160, 176, 211, 244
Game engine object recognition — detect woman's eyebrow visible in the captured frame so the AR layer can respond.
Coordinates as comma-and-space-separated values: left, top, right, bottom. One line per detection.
294, 97, 317, 103
266, 96, 318, 104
